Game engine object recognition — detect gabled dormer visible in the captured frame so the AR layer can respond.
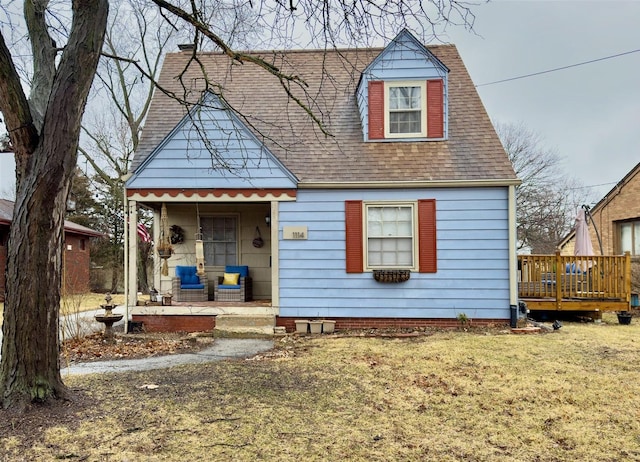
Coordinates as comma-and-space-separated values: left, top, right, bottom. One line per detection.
357, 29, 449, 142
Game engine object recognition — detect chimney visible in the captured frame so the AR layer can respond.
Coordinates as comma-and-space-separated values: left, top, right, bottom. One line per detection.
178, 43, 195, 52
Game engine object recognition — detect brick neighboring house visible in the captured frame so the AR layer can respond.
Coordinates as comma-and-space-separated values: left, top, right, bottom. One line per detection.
0, 199, 104, 302
559, 161, 640, 293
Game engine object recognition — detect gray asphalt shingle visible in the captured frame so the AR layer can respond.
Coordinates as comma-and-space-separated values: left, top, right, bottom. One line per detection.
132, 44, 517, 184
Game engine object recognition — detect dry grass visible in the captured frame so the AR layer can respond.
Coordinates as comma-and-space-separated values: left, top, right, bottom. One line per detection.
0, 292, 125, 323
60, 292, 125, 315
2, 314, 640, 461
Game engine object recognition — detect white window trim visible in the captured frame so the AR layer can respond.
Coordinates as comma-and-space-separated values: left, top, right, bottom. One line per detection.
383, 81, 427, 139
363, 201, 419, 271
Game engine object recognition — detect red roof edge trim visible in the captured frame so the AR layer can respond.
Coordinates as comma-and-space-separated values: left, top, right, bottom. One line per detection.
127, 189, 298, 199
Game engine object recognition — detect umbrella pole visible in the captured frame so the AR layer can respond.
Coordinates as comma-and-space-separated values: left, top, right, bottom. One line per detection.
582, 205, 604, 255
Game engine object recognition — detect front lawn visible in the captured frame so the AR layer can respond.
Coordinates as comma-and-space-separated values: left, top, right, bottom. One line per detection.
1, 315, 639, 461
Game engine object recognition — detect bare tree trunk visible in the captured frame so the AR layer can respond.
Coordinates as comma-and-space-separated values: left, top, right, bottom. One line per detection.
1, 161, 70, 406
0, 0, 108, 410
137, 241, 152, 293
110, 267, 119, 294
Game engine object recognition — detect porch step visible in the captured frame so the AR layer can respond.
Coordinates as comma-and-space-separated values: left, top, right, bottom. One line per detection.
214, 314, 276, 336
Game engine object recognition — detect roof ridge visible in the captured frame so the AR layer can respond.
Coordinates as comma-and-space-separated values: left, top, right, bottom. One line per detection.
167, 43, 456, 57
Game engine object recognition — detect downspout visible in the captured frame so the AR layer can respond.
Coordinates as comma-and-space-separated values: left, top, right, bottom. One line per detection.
508, 185, 519, 327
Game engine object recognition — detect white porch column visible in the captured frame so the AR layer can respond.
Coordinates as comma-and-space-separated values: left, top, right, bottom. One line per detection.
123, 191, 128, 332
152, 207, 161, 291
127, 199, 138, 316
270, 200, 279, 309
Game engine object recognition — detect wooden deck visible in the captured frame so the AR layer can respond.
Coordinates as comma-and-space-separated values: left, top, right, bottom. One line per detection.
518, 251, 632, 312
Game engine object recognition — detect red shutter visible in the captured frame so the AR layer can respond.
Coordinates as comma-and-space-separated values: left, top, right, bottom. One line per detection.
426, 79, 444, 138
368, 81, 385, 140
345, 200, 364, 273
418, 199, 437, 273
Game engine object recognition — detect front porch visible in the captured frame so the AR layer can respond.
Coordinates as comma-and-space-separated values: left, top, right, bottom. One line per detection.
124, 193, 293, 329
131, 299, 276, 333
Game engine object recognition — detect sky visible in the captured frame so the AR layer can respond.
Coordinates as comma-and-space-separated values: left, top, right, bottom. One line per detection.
442, 0, 640, 200
0, 152, 15, 200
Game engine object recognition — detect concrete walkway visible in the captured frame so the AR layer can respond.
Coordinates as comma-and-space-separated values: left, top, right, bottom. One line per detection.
61, 338, 274, 376
1, 306, 275, 375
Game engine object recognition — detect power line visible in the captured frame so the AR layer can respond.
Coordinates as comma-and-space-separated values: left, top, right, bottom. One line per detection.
565, 181, 618, 191
476, 49, 640, 87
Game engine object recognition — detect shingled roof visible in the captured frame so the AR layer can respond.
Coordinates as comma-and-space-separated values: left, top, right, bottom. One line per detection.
133, 44, 517, 185
0, 199, 104, 237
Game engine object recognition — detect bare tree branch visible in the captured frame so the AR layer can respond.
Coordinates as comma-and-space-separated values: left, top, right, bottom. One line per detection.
24, 0, 57, 130
497, 121, 595, 253
0, 30, 38, 171
150, 0, 335, 134
1, 0, 109, 410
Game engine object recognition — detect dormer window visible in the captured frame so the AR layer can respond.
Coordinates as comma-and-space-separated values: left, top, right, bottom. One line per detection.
385, 81, 426, 138
368, 79, 444, 141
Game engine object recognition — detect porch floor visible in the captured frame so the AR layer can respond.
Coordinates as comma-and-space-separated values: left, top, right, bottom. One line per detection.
131, 299, 276, 317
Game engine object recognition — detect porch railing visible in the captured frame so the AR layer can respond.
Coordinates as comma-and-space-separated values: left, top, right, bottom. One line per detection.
518, 251, 631, 302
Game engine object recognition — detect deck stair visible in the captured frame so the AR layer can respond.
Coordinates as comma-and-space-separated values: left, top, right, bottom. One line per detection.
214, 314, 276, 336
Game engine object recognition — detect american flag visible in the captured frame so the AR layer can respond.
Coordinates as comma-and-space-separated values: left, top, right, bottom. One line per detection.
137, 222, 151, 242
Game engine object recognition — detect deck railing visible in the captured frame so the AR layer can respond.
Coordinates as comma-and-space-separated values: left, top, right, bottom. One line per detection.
518, 251, 631, 303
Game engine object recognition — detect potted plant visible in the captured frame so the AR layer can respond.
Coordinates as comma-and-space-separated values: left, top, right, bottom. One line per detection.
157, 245, 173, 259
617, 311, 632, 325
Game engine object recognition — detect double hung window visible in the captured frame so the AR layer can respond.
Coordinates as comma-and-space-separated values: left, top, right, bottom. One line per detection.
367, 79, 443, 140
200, 215, 237, 266
345, 199, 437, 274
385, 82, 426, 138
366, 204, 415, 269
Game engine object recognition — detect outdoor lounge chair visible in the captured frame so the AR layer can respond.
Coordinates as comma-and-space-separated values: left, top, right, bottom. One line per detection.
172, 265, 209, 302
214, 265, 252, 302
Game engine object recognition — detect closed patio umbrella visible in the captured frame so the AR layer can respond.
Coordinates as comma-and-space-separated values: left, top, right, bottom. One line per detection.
574, 208, 594, 273
574, 208, 594, 257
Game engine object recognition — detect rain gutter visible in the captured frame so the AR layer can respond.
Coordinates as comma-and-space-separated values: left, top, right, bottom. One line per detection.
299, 179, 521, 189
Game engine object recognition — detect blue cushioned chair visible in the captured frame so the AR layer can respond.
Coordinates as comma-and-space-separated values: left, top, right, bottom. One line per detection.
172, 266, 208, 302
214, 265, 252, 302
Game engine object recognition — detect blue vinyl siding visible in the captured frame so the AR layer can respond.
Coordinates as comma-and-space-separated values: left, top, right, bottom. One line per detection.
278, 187, 510, 320
357, 31, 449, 140
127, 94, 297, 190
